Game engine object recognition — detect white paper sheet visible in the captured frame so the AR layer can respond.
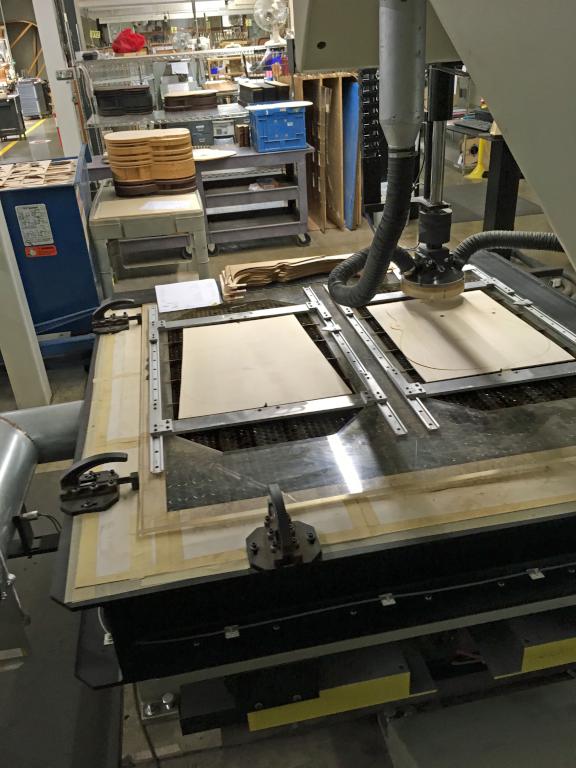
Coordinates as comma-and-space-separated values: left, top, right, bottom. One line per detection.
155, 279, 220, 313
171, 61, 189, 75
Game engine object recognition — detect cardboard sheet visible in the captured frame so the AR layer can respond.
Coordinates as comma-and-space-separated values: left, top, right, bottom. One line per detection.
178, 314, 352, 418
368, 290, 573, 382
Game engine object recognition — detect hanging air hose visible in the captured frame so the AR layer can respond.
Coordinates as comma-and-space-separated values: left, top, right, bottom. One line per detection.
451, 231, 563, 268
328, 152, 417, 308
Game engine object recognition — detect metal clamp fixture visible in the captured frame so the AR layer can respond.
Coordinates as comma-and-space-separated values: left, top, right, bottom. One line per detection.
246, 484, 321, 570
60, 452, 139, 516
92, 298, 142, 335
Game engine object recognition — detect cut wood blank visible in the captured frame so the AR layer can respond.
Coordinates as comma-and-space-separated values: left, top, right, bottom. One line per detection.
219, 254, 354, 301
178, 314, 351, 418
368, 290, 573, 382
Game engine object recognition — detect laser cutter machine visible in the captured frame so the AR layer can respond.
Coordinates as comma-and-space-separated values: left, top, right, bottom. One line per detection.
2, 0, 576, 752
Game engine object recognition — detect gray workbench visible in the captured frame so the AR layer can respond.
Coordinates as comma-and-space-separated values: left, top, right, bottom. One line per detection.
195, 143, 313, 253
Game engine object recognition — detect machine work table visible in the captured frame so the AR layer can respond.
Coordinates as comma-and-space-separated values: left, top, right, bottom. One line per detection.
51, 253, 576, 691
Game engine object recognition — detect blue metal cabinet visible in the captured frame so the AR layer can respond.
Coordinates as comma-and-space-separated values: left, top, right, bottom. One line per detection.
0, 148, 100, 340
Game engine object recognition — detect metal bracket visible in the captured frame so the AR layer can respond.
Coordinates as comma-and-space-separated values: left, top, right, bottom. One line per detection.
246, 484, 322, 571
8, 510, 59, 559
379, 593, 397, 607
151, 419, 173, 435
92, 298, 142, 335
60, 452, 139, 516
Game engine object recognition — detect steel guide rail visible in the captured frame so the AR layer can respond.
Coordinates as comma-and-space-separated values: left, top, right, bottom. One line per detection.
148, 290, 408, 473
303, 287, 407, 437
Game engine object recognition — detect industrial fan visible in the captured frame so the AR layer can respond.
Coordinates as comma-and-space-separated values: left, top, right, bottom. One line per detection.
253, 0, 289, 46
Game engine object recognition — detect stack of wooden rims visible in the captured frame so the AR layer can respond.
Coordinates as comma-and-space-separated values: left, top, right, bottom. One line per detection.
104, 129, 196, 197
163, 90, 218, 112
149, 129, 196, 194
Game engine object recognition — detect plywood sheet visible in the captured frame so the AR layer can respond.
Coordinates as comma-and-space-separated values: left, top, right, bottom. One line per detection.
178, 315, 351, 418
368, 290, 573, 382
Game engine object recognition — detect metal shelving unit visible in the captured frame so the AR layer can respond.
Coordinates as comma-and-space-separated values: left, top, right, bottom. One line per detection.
195, 144, 313, 252
86, 103, 249, 154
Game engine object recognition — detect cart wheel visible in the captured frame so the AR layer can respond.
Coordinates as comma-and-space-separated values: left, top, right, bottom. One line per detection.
208, 244, 219, 256
296, 233, 311, 247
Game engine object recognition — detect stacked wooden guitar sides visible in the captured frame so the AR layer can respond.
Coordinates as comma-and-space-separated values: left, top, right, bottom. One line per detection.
219, 254, 353, 301
105, 129, 196, 197
164, 90, 218, 112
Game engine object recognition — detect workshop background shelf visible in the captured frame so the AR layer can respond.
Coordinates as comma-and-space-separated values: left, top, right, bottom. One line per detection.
196, 144, 312, 250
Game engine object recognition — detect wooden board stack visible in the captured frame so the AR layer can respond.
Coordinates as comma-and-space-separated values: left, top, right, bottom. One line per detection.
219, 254, 354, 301
104, 129, 196, 197
164, 90, 218, 111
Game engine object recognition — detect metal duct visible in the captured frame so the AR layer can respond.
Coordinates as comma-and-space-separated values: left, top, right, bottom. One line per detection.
379, 0, 426, 149
1, 401, 82, 464
0, 419, 37, 569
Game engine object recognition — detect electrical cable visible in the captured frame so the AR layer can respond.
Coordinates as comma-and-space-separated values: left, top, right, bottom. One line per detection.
135, 558, 576, 650
38, 513, 62, 533
132, 683, 161, 768
97, 606, 110, 636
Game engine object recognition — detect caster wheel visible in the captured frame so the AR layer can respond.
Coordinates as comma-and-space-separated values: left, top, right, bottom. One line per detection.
296, 233, 311, 247
208, 243, 219, 256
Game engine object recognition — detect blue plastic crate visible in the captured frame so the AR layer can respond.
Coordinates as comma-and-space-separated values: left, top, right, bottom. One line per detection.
248, 101, 309, 152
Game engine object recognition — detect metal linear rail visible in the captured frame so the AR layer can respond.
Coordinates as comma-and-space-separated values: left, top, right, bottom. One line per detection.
304, 287, 407, 436
159, 304, 309, 330
148, 306, 166, 473
467, 265, 576, 346
166, 394, 367, 435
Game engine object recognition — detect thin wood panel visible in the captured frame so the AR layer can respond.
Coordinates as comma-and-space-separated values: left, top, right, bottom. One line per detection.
368, 290, 573, 382
324, 76, 345, 229
178, 315, 351, 419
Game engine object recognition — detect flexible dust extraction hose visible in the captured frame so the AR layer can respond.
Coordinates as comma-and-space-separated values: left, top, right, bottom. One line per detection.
328, 153, 417, 307
451, 231, 563, 268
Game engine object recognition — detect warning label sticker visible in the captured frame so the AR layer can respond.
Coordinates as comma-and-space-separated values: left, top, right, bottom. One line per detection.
25, 245, 57, 257
15, 203, 54, 246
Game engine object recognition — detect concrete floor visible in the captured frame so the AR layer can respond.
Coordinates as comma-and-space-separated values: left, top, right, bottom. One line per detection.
0, 116, 64, 163
0, 153, 572, 767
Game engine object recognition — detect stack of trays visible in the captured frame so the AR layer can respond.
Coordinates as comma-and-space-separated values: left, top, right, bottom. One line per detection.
163, 90, 218, 112
105, 129, 196, 197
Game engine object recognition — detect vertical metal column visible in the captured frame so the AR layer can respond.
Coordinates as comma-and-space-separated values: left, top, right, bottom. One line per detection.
31, 0, 82, 156
0, 201, 51, 407
429, 120, 447, 204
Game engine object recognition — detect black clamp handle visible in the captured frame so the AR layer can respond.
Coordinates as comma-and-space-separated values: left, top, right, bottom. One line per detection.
60, 452, 139, 516
92, 298, 142, 335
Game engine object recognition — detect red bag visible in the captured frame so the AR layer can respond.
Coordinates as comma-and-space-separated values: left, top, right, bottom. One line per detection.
112, 28, 146, 54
